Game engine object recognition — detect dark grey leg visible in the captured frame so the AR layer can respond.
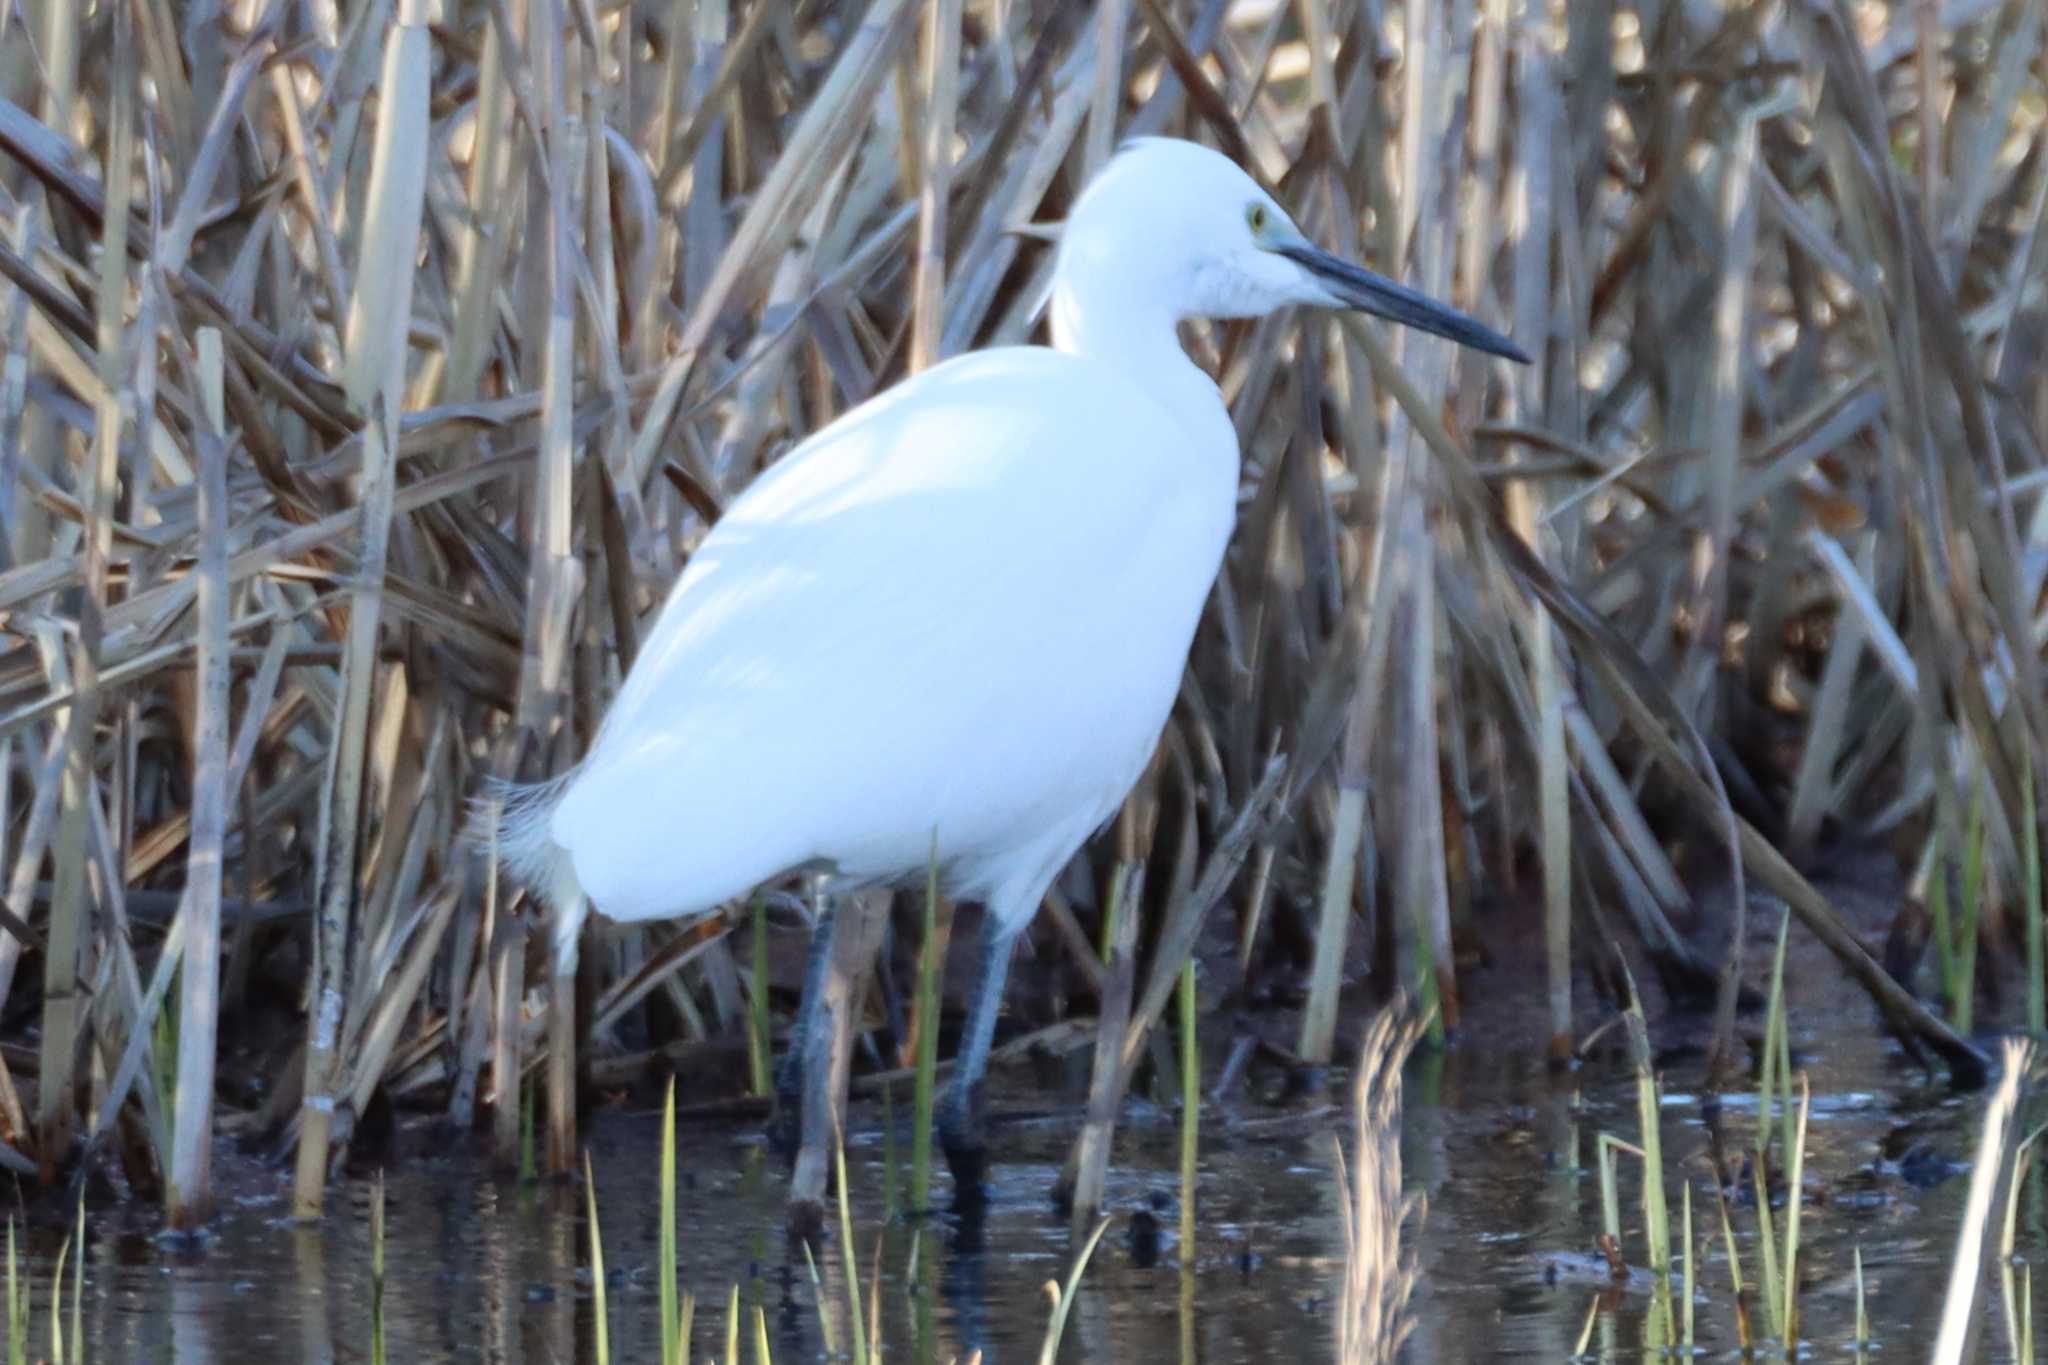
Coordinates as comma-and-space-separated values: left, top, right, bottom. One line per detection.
770, 896, 838, 1159
937, 913, 1021, 1204
789, 888, 889, 1228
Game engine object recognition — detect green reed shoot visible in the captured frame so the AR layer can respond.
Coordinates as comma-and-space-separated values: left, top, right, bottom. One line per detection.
585, 1151, 610, 1365
1036, 1215, 1112, 1365
910, 1225, 935, 1365
1854, 1246, 1868, 1352
371, 1169, 387, 1365
1594, 1134, 1631, 1245
882, 1080, 899, 1221
152, 985, 178, 1154
865, 1233, 885, 1364
1780, 1073, 1810, 1346
2025, 1266, 2036, 1365
2026, 752, 2043, 1035
1754, 1159, 1783, 1346
834, 1135, 869, 1365
800, 1240, 837, 1357
660, 1078, 681, 1365
68, 1198, 80, 1365
1957, 781, 1986, 1034
1622, 989, 1669, 1278
753, 1303, 772, 1364
519, 1078, 536, 1182
724, 1284, 740, 1365
7, 1219, 23, 1365
1571, 1292, 1599, 1357
1931, 822, 1956, 1014
1681, 1180, 1694, 1350
47, 1228, 64, 1365
2001, 1126, 2044, 1358
749, 894, 772, 1098
912, 841, 942, 1215
1178, 957, 1198, 1267
1717, 1186, 1751, 1350
1759, 911, 1792, 1164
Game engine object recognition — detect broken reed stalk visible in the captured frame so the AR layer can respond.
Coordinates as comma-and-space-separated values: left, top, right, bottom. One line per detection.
1335, 1004, 1427, 1365
1933, 1038, 2035, 1365
909, 0, 961, 374
531, 0, 588, 1182
294, 0, 431, 1219
37, 0, 137, 1180
166, 328, 230, 1229
1066, 860, 1140, 1243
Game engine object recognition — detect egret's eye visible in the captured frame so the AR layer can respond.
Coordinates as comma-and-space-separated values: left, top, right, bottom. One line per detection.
1246, 203, 1269, 236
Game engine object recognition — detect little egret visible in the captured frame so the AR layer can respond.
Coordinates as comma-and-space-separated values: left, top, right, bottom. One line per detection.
485, 137, 1526, 1207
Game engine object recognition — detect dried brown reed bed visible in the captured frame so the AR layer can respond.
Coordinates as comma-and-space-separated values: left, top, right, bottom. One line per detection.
0, 0, 2039, 1232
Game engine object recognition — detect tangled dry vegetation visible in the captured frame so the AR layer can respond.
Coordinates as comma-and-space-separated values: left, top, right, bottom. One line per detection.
0, 0, 2041, 1231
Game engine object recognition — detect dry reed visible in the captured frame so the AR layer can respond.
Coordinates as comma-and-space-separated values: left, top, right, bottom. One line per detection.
0, 0, 2035, 1242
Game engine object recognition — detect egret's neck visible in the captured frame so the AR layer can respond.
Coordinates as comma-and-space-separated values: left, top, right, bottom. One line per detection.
1048, 266, 1219, 417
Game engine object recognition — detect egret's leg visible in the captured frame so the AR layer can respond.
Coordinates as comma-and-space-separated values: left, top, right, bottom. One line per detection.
937, 912, 1023, 1203
789, 887, 889, 1225
770, 898, 838, 1158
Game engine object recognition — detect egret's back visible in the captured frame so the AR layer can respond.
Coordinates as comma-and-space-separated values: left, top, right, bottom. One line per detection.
534, 344, 1237, 924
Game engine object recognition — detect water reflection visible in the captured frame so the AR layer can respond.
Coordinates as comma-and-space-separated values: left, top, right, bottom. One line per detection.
0, 948, 2030, 1363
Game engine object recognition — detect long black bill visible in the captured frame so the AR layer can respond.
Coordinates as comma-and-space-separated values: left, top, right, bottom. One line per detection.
1278, 242, 1531, 364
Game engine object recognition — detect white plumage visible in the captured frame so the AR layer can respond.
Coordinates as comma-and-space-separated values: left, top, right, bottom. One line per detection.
549, 345, 1236, 923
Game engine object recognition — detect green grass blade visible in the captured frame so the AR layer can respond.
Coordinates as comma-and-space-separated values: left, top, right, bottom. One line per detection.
1036, 1215, 1113, 1365
1596, 1134, 1621, 1243
1761, 911, 1792, 1163
48, 1229, 65, 1365
1930, 823, 1957, 1018
8, 1218, 23, 1365
1781, 1073, 1810, 1347
1718, 1189, 1749, 1350
69, 1196, 81, 1365
371, 1169, 386, 1365
1754, 1161, 1783, 1345
882, 1080, 899, 1223
1957, 779, 1986, 1034
519, 1078, 536, 1182
1178, 957, 1198, 1267
835, 1135, 868, 1365
661, 1077, 680, 1365
800, 1239, 837, 1357
585, 1151, 609, 1365
2027, 753, 2043, 1035
1855, 1245, 1869, 1350
1681, 1179, 1694, 1349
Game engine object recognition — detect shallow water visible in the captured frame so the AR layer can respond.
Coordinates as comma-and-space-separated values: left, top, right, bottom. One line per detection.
8, 928, 2033, 1363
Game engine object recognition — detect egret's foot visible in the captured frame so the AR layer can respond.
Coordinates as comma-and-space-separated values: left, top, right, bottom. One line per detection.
786, 1195, 827, 1247
943, 1137, 991, 1215
938, 1090, 991, 1213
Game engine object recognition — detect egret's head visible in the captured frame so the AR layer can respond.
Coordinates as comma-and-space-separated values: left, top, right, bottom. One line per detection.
1053, 138, 1528, 362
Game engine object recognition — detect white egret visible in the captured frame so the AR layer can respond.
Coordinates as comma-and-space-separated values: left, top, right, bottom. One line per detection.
486, 137, 1525, 1206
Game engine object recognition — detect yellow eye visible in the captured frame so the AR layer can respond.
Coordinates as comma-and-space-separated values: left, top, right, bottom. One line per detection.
1246, 203, 1268, 235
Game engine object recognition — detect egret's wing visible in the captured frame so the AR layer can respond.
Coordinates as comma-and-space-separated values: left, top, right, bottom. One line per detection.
553, 348, 1234, 916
